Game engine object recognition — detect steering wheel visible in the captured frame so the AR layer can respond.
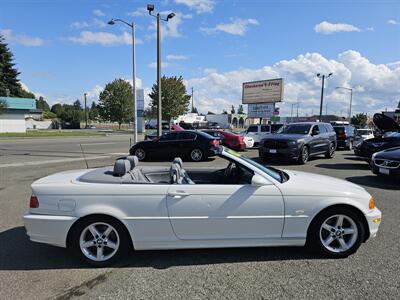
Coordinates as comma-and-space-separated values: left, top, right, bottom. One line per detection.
224, 162, 235, 177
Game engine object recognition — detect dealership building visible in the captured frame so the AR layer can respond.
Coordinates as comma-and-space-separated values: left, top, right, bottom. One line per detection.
0, 97, 37, 133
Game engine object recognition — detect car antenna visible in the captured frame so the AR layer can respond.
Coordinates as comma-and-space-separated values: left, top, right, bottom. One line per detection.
79, 143, 89, 169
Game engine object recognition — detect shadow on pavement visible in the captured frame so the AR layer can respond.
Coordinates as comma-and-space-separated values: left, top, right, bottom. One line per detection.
0, 227, 324, 271
346, 175, 400, 190
316, 163, 370, 171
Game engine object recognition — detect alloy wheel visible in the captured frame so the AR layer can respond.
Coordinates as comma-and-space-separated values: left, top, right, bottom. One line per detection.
190, 149, 203, 162
135, 148, 146, 160
319, 214, 358, 253
79, 222, 120, 262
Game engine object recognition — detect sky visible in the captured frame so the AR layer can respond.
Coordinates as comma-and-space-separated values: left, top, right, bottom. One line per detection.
1, 0, 399, 117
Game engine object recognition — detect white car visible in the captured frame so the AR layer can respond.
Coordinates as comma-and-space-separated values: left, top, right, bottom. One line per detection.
243, 136, 254, 148
24, 148, 381, 266
356, 129, 375, 141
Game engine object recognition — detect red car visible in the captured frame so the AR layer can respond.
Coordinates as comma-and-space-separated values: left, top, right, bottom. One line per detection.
203, 129, 246, 151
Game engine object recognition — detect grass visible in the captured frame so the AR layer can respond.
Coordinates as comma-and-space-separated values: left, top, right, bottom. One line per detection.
0, 131, 106, 138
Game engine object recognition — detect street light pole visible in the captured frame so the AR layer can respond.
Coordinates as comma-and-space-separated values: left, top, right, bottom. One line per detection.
335, 86, 353, 121
191, 87, 194, 112
156, 12, 162, 137
84, 92, 88, 128
108, 18, 137, 144
147, 4, 175, 137
317, 73, 333, 122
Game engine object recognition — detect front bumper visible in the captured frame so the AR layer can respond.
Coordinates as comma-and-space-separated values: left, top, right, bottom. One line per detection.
259, 145, 300, 160
23, 213, 78, 248
365, 208, 382, 239
371, 163, 400, 177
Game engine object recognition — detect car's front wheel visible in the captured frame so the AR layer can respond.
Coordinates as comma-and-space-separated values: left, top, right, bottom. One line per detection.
297, 146, 309, 164
308, 208, 365, 258
70, 216, 130, 267
134, 148, 146, 161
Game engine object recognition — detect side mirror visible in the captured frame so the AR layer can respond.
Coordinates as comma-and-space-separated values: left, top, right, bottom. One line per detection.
251, 174, 269, 186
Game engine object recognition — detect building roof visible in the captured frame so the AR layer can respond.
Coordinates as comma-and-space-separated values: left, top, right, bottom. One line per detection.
0, 97, 36, 110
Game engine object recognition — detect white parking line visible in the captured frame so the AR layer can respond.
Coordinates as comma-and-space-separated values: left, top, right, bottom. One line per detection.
0, 153, 128, 168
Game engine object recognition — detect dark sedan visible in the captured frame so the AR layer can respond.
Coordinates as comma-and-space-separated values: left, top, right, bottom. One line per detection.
354, 113, 400, 160
259, 122, 337, 164
130, 130, 220, 162
371, 147, 400, 178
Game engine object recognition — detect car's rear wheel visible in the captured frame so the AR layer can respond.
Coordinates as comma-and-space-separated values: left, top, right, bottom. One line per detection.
134, 148, 146, 161
325, 142, 335, 158
307, 208, 365, 258
70, 216, 130, 267
298, 146, 309, 164
190, 148, 203, 162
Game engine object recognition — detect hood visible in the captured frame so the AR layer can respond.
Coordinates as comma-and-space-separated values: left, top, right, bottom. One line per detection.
263, 134, 307, 141
373, 146, 400, 160
281, 170, 370, 199
373, 113, 400, 132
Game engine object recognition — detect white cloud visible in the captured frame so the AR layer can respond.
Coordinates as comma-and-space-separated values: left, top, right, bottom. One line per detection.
93, 9, 105, 17
201, 18, 259, 36
68, 31, 143, 46
314, 21, 361, 34
387, 19, 399, 25
148, 61, 174, 68
174, 0, 215, 14
128, 7, 148, 17
148, 12, 192, 39
70, 18, 106, 29
0, 29, 45, 47
183, 51, 400, 116
167, 54, 189, 60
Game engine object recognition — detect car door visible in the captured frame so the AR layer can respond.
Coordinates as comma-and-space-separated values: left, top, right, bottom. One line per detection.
309, 125, 323, 153
177, 132, 197, 156
166, 171, 284, 240
155, 132, 179, 157
318, 124, 330, 152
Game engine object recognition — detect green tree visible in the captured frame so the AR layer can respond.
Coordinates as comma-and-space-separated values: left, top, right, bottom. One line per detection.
43, 110, 56, 119
0, 98, 7, 114
351, 113, 368, 128
231, 105, 235, 114
0, 34, 34, 98
51, 103, 64, 117
149, 76, 191, 121
89, 101, 99, 121
222, 109, 228, 114
98, 78, 133, 129
238, 104, 244, 114
36, 96, 50, 111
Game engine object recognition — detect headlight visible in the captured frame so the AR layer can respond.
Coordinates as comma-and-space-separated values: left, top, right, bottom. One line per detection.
371, 142, 386, 147
287, 141, 298, 145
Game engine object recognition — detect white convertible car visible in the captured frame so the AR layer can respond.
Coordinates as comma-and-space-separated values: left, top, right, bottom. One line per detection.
24, 147, 381, 266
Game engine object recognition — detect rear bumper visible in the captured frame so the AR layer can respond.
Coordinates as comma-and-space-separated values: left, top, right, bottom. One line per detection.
337, 139, 350, 148
364, 208, 382, 239
23, 213, 77, 248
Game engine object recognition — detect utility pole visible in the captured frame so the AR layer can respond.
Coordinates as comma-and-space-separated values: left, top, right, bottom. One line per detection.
191, 87, 194, 112
317, 73, 333, 122
84, 92, 88, 128
296, 97, 299, 118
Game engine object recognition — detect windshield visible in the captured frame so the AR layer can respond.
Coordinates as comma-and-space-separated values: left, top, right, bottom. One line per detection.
223, 148, 283, 182
357, 129, 372, 135
383, 132, 400, 138
277, 124, 312, 135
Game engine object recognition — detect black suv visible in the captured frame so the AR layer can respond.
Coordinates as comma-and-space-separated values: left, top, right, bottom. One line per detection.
259, 122, 337, 164
333, 125, 356, 150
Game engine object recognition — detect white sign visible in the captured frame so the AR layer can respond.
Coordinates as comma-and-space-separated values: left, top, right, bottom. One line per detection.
248, 103, 275, 118
242, 78, 284, 104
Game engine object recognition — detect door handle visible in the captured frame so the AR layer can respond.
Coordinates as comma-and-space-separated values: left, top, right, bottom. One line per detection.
168, 191, 190, 198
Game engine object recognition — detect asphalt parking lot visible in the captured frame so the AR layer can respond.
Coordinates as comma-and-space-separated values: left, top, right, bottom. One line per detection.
0, 135, 399, 299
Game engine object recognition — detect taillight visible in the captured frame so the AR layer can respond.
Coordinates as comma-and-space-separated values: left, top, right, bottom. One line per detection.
210, 139, 219, 146
339, 133, 347, 139
30, 195, 39, 208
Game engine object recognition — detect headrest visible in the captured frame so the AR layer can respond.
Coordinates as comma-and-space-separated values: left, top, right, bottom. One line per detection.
173, 157, 183, 169
113, 159, 130, 176
126, 155, 139, 170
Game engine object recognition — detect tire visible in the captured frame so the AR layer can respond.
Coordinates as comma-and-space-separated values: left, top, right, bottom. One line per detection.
307, 207, 365, 258
134, 148, 146, 161
297, 146, 309, 164
325, 142, 335, 158
190, 148, 203, 162
70, 216, 130, 267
